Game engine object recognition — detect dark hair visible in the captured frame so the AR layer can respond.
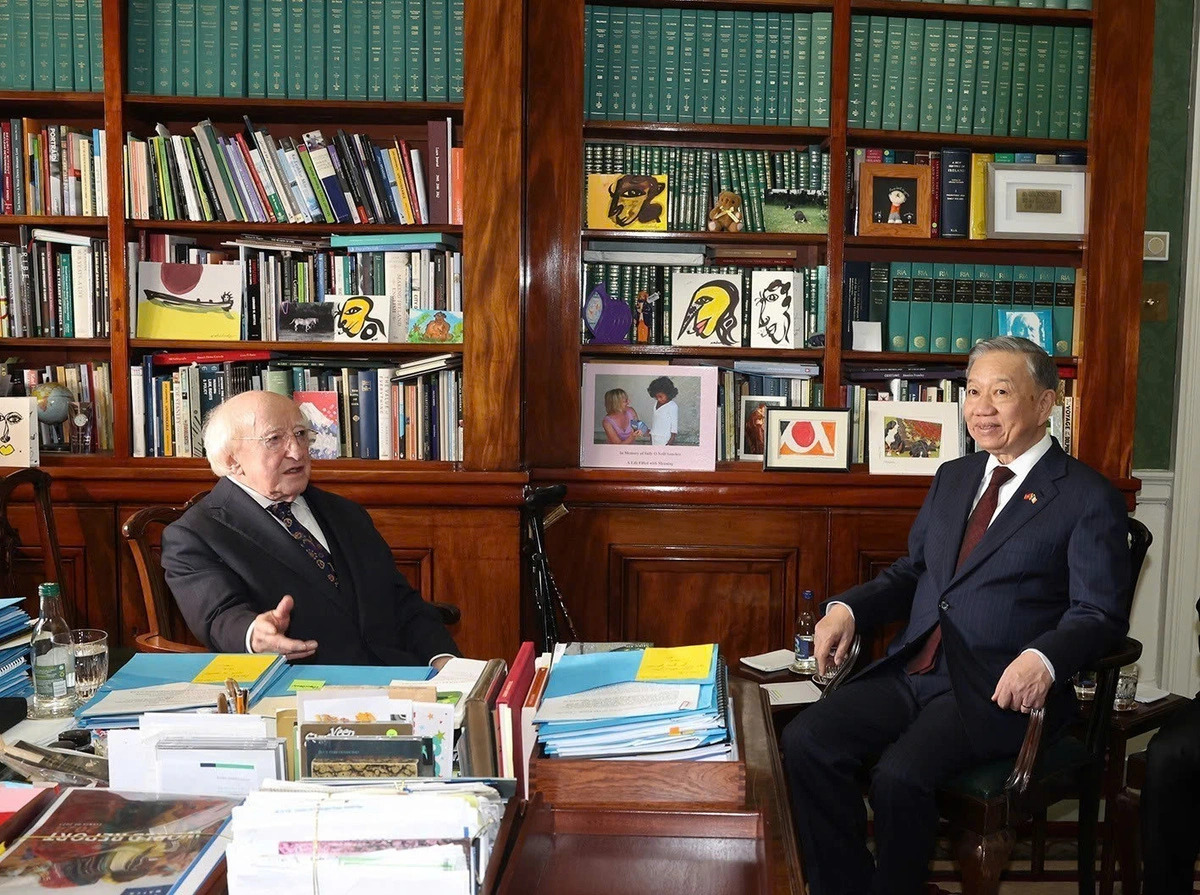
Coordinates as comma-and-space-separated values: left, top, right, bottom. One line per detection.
647, 376, 679, 401
967, 336, 1059, 393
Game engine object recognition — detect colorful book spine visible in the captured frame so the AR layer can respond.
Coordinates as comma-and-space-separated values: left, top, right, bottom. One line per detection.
968, 152, 992, 240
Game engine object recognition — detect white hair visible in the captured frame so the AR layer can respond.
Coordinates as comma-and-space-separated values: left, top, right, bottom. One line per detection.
201, 391, 296, 476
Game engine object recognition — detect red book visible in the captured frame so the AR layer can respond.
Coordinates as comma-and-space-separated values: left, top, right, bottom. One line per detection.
449, 146, 464, 226
152, 349, 274, 366
1, 122, 13, 214
493, 641, 537, 780
396, 138, 423, 225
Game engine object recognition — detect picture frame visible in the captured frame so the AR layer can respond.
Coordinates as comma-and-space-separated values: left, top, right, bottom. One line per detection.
763, 407, 852, 472
580, 362, 718, 471
857, 163, 932, 239
739, 395, 788, 462
986, 163, 1087, 240
867, 401, 962, 477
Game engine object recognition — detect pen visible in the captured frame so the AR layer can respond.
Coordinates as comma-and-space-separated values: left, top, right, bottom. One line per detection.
216, 692, 229, 714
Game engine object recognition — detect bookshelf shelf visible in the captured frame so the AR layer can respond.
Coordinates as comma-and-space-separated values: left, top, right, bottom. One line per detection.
846, 130, 1089, 154
129, 339, 464, 356
585, 121, 831, 146
582, 229, 828, 246
127, 221, 464, 237
841, 351, 1079, 367
594, 0, 835, 11
842, 235, 1083, 253
848, 1, 1093, 24
0, 91, 105, 113
0, 338, 111, 351
0, 216, 108, 229
122, 95, 465, 127
582, 345, 825, 361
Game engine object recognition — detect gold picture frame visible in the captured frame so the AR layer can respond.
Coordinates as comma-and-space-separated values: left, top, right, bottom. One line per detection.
857, 163, 933, 239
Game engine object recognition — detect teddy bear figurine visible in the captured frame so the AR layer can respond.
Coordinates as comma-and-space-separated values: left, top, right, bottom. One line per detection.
707, 191, 744, 232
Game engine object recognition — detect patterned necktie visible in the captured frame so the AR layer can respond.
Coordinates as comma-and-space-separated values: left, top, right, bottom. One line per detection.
268, 501, 339, 588
907, 465, 1015, 675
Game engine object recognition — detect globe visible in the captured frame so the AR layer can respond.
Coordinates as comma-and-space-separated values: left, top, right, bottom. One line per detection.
32, 382, 72, 426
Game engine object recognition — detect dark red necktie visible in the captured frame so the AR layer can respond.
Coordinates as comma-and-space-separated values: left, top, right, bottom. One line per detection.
268, 501, 339, 588
907, 465, 1015, 674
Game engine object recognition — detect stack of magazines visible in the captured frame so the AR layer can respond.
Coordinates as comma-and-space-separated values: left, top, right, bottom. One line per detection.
0, 598, 35, 700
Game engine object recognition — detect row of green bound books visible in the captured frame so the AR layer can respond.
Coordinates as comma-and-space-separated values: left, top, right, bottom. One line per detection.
899, 1, 1091, 7
0, 0, 104, 92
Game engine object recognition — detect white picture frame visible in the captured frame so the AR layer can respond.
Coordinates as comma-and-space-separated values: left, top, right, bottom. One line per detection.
868, 400, 963, 476
580, 362, 718, 471
738, 395, 787, 461
764, 407, 852, 472
986, 163, 1087, 240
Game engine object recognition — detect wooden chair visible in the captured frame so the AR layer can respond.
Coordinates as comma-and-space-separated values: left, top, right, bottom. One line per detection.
122, 491, 461, 654
0, 468, 71, 625
823, 516, 1153, 895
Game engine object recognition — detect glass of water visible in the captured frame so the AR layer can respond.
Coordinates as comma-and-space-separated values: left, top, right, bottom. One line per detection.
52, 629, 108, 700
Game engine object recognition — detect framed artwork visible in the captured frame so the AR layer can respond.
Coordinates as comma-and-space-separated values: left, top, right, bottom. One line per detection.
867, 401, 962, 477
996, 308, 1054, 355
986, 163, 1087, 240
580, 362, 717, 471
670, 270, 743, 347
857, 163, 932, 239
748, 270, 798, 349
763, 407, 851, 472
739, 395, 788, 462
585, 173, 668, 231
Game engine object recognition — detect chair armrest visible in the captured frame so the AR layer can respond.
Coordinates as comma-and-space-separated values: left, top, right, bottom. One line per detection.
1091, 637, 1142, 671
134, 632, 206, 654
432, 601, 461, 626
1004, 707, 1046, 796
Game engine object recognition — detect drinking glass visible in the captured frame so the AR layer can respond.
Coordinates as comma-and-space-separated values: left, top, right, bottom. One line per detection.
1072, 671, 1097, 702
52, 629, 108, 700
1114, 666, 1139, 712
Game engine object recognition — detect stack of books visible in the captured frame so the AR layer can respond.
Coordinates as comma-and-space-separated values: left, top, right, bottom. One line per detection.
0, 598, 34, 700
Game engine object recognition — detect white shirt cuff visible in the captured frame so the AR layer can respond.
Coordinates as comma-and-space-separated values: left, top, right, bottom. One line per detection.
429, 653, 455, 668
245, 620, 256, 653
1023, 648, 1056, 681
827, 601, 854, 621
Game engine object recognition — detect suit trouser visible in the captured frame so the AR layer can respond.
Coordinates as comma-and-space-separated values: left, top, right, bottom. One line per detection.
781, 664, 1006, 895
1142, 695, 1200, 895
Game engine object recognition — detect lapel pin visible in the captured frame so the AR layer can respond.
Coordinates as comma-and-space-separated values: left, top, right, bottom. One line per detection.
1023, 492, 1037, 504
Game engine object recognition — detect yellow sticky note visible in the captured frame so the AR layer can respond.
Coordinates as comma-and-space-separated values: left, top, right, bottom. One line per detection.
288, 680, 326, 692
636, 644, 715, 681
192, 654, 277, 684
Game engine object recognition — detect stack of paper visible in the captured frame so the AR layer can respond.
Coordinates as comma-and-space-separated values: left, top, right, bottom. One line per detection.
533, 644, 733, 761
0, 598, 35, 699
224, 782, 509, 894
75, 652, 289, 729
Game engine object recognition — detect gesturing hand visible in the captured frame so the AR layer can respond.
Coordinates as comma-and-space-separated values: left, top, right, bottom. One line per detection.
250, 595, 318, 661
815, 603, 856, 677
992, 651, 1053, 713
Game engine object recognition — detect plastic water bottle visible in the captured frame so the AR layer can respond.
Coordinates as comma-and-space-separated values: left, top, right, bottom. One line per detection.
793, 589, 818, 674
29, 582, 76, 719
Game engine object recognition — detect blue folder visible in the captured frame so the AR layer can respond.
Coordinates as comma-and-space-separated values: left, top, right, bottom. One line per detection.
259, 664, 433, 698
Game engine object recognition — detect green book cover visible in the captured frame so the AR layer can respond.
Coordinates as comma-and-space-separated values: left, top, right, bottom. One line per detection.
1009, 25, 1032, 137
881, 17, 905, 131
951, 263, 973, 354
930, 262, 955, 353
642, 8, 661, 121
606, 7, 627, 120
625, 9, 645, 121
971, 264, 995, 345
324, 0, 345, 98
790, 13, 811, 127
174, 0, 196, 95
424, 0, 448, 102
1026, 25, 1054, 139
809, 12, 832, 127
888, 261, 912, 351
265, 0, 286, 98
589, 5, 609, 120
899, 17, 924, 132
847, 16, 869, 129
1044, 0, 1066, 7
88, 0, 101, 88
1053, 267, 1075, 356
126, 0, 152, 93
992, 23, 1015, 136
150, 0, 173, 94
955, 21, 979, 135
678, 9, 698, 123
59, 253, 73, 337
403, 0, 423, 101
992, 266, 1014, 323
346, 0, 367, 100
1011, 265, 1035, 314
298, 145, 334, 222
864, 16, 887, 130
52, 0, 72, 90
183, 137, 214, 220
1047, 26, 1073, 139
196, 0, 223, 97
301, 0, 323, 98
1068, 27, 1091, 141
695, 10, 716, 124
909, 261, 934, 353
660, 8, 682, 123
0, 2, 12, 90
1066, 0, 1091, 10
918, 18, 943, 132
748, 11, 766, 125
71, 0, 89, 92
366, 0, 386, 100
448, 0, 463, 101
764, 12, 780, 125
993, 151, 1015, 163
711, 10, 731, 124
939, 19, 962, 133
224, 0, 247, 96
973, 22, 998, 134
583, 5, 593, 120
729, 10, 750, 125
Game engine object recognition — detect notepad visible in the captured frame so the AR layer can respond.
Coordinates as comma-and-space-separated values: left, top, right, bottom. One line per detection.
637, 644, 715, 681
193, 654, 279, 684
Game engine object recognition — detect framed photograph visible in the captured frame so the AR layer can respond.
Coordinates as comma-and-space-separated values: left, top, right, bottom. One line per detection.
868, 401, 962, 477
739, 395, 788, 462
585, 173, 668, 231
580, 362, 718, 471
857, 163, 932, 239
763, 408, 851, 471
986, 163, 1087, 240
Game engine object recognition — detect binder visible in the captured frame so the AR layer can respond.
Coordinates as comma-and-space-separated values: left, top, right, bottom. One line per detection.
457, 657, 506, 777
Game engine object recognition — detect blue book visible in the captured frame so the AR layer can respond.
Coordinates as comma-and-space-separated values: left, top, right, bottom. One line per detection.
358, 367, 379, 459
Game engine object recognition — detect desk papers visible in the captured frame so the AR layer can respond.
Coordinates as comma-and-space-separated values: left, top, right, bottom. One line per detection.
761, 680, 822, 707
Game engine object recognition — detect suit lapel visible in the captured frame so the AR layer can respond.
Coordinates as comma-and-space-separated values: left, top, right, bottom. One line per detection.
934, 452, 989, 587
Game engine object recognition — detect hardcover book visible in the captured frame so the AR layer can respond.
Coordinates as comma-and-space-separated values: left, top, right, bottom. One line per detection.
294, 390, 341, 459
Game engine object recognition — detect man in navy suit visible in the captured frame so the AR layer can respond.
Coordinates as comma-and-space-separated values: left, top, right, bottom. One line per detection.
782, 337, 1130, 895
162, 390, 460, 667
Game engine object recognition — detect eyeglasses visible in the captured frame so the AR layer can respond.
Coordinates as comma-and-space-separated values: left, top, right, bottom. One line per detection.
234, 427, 318, 453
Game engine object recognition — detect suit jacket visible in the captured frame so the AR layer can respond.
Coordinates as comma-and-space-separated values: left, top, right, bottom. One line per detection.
161, 478, 460, 665
840, 441, 1130, 752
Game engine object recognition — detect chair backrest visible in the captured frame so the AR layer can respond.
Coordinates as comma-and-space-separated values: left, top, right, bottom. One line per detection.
1126, 517, 1152, 616
0, 468, 70, 625
121, 491, 209, 650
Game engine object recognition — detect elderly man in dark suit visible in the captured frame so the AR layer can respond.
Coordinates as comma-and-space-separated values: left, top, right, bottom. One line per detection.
782, 337, 1130, 895
161, 390, 459, 667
